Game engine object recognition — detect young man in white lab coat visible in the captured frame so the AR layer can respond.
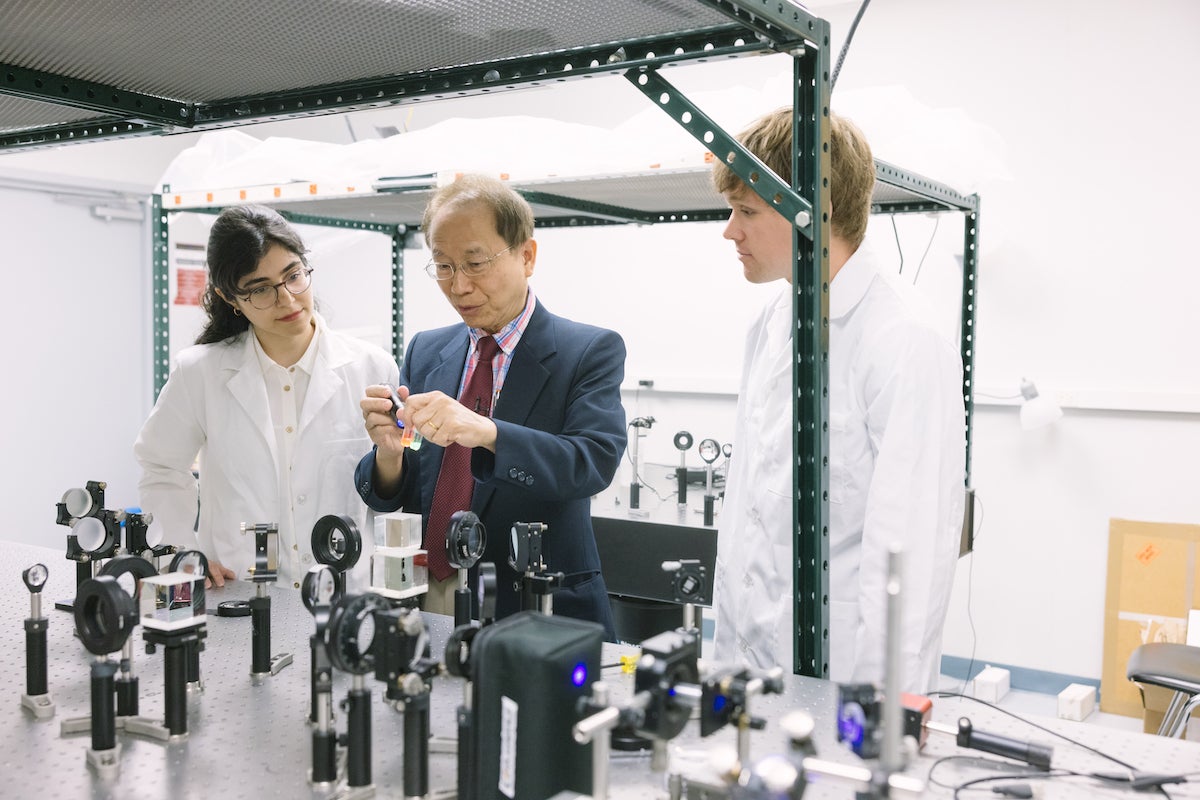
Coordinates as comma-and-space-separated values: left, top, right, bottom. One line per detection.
711, 110, 965, 694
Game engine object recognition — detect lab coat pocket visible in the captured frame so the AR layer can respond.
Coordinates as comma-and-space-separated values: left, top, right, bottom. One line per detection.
318, 434, 372, 519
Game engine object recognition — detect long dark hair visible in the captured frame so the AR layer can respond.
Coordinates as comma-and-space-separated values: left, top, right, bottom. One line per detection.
195, 205, 309, 345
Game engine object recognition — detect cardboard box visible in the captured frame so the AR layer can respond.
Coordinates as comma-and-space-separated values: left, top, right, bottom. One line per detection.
1100, 519, 1200, 725
1140, 684, 1176, 735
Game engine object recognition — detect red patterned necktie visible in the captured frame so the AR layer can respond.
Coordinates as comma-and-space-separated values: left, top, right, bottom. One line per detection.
424, 336, 500, 582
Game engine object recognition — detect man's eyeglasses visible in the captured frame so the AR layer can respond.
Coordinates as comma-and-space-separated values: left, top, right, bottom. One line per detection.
237, 267, 314, 310
424, 245, 515, 281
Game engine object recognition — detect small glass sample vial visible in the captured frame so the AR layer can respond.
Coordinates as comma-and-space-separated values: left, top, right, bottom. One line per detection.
386, 385, 424, 450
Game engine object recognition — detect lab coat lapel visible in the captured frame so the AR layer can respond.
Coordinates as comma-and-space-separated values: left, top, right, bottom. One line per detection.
222, 334, 279, 468
300, 326, 347, 432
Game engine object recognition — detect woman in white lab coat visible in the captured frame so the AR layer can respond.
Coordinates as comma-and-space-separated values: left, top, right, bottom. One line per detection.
135, 205, 398, 589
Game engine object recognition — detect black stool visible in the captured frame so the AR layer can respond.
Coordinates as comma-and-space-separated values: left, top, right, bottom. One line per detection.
1126, 642, 1200, 738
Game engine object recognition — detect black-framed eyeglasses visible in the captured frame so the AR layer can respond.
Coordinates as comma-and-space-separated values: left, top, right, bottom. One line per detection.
424, 245, 515, 282
237, 267, 314, 310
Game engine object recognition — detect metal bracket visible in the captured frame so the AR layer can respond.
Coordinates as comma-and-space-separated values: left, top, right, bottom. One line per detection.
623, 68, 814, 236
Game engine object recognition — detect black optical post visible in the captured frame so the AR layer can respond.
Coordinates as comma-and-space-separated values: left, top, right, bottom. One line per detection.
72, 576, 138, 779
167, 550, 208, 695
698, 439, 721, 527
444, 562, 498, 799
446, 511, 487, 627
99, 555, 158, 716
301, 565, 339, 787
673, 431, 693, 506
138, 569, 207, 741
628, 416, 655, 511
20, 563, 55, 719
243, 522, 293, 683
374, 606, 440, 799
327, 592, 391, 796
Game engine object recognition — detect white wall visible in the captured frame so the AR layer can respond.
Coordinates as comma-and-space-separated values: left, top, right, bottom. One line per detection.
0, 171, 151, 547
3, 0, 1199, 686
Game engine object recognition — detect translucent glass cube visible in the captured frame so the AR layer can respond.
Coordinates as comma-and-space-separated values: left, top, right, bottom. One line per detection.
375, 511, 423, 548
369, 545, 427, 600
140, 572, 205, 631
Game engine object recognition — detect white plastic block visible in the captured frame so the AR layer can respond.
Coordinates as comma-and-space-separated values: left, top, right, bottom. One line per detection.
971, 666, 1010, 703
1057, 683, 1096, 721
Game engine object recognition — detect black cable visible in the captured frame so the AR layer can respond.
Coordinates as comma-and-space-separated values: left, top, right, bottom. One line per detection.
951, 769, 1080, 800
830, 0, 873, 92
930, 691, 1142, 772
933, 750, 1193, 799
912, 214, 941, 284
891, 215, 905, 274
928, 755, 1033, 791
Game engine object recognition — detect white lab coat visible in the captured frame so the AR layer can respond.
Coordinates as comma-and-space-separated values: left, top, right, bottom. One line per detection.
713, 241, 965, 693
134, 315, 398, 588
712, 284, 794, 670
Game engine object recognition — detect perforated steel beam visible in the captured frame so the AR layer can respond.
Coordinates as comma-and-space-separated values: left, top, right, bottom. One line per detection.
0, 62, 191, 126
193, 28, 768, 129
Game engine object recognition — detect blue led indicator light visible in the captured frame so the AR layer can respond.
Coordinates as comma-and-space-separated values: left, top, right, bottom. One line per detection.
571, 663, 587, 687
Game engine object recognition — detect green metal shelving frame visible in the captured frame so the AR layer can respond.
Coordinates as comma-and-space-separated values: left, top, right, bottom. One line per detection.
6, 0, 981, 680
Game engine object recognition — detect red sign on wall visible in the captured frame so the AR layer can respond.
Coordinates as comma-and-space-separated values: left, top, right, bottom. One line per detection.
175, 268, 207, 306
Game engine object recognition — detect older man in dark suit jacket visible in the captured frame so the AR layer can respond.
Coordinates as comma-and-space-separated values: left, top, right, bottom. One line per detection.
355, 174, 625, 638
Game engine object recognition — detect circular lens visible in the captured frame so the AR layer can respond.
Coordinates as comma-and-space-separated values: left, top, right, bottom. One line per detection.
99, 555, 157, 599
74, 576, 137, 655
62, 487, 94, 518
356, 611, 376, 653
170, 550, 208, 577
302, 565, 338, 613
722, 443, 733, 458
447, 511, 486, 569
145, 524, 163, 548
22, 563, 48, 592
327, 592, 389, 674
75, 516, 108, 552
115, 573, 136, 596
312, 515, 362, 571
698, 438, 720, 464
477, 562, 498, 621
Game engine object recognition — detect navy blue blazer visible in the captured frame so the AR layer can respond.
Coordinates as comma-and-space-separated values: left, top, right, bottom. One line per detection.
355, 302, 626, 638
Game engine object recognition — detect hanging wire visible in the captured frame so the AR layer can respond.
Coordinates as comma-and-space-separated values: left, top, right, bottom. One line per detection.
911, 214, 941, 284
830, 0, 873, 92
890, 215, 904, 274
